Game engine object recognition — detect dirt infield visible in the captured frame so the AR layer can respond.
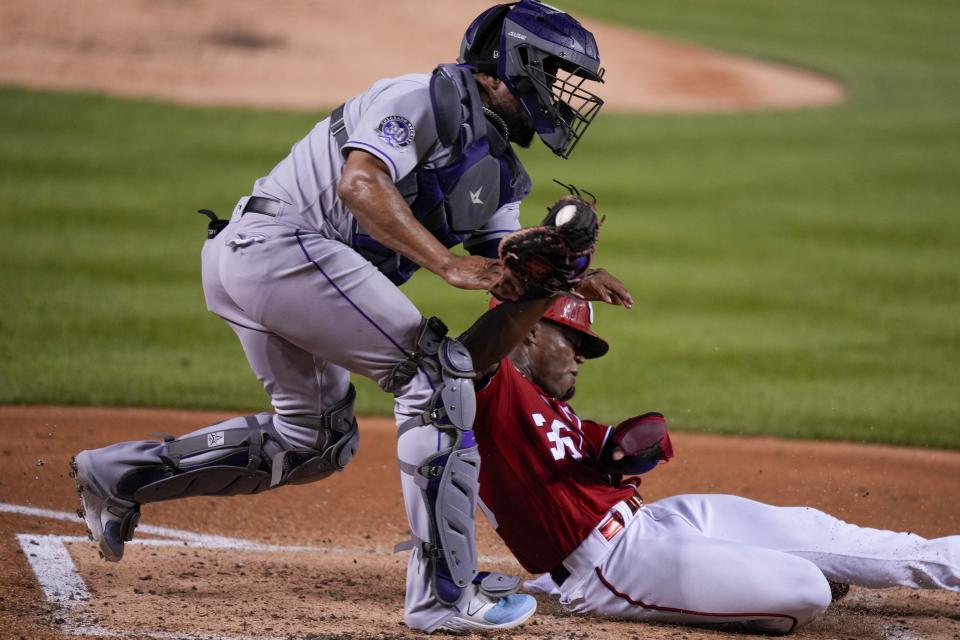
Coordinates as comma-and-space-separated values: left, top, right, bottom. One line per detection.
1, 405, 958, 639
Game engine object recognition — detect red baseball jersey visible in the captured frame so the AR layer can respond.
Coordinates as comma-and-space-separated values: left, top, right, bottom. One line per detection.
474, 359, 636, 573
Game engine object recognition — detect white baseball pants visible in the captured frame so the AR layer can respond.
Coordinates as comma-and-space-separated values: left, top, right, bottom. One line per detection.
544, 494, 960, 634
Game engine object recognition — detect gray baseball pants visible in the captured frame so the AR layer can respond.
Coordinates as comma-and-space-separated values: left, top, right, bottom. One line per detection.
82, 198, 462, 631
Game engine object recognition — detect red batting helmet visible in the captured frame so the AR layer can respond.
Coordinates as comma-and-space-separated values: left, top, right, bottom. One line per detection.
490, 295, 609, 359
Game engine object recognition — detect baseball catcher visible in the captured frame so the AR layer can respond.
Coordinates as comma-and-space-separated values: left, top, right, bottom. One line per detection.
70, 1, 634, 633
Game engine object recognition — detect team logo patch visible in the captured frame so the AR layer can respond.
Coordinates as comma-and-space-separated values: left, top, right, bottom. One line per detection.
207, 431, 225, 448
376, 116, 415, 150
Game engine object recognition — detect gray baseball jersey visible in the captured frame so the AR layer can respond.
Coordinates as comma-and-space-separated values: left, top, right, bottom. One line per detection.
76, 71, 530, 632
250, 73, 520, 260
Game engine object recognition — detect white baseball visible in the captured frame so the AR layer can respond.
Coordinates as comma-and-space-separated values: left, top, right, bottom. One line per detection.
555, 204, 578, 227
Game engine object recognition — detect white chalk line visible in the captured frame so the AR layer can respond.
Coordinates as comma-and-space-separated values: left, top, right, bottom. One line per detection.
2, 502, 319, 552
7, 501, 516, 639
2, 500, 514, 561
18, 534, 90, 605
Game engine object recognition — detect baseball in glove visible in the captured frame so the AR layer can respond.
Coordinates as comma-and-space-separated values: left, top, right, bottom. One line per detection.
498, 180, 601, 298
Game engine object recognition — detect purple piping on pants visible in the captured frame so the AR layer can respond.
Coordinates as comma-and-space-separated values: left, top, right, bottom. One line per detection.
295, 229, 411, 358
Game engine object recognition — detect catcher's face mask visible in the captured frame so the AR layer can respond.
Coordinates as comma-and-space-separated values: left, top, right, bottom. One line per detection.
459, 0, 605, 159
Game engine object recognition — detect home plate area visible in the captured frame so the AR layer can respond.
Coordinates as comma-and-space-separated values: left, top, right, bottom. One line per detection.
12, 501, 409, 639
69, 542, 408, 639
11, 501, 960, 640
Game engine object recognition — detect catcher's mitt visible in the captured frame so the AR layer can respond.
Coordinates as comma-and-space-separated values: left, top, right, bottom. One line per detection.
498, 181, 600, 297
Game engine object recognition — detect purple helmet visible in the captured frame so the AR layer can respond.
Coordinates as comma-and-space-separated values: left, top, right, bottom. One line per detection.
459, 1, 605, 159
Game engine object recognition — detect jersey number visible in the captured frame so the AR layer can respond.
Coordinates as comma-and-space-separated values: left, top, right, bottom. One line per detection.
532, 413, 582, 461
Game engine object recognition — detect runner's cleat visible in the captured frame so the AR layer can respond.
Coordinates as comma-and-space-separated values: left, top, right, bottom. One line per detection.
70, 453, 141, 562
437, 592, 537, 633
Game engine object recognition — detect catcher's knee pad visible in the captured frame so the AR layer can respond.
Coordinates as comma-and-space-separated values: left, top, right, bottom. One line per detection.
399, 335, 480, 605
383, 316, 448, 393
129, 385, 359, 503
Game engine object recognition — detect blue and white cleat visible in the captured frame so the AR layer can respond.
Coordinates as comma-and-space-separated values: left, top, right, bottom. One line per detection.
438, 592, 537, 633
69, 451, 140, 562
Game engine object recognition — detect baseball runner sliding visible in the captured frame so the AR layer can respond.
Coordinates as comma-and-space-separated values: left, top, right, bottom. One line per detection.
70, 1, 631, 633
454, 293, 960, 634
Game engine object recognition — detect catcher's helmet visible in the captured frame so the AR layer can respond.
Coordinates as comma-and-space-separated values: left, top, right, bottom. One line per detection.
490, 295, 609, 359
459, 1, 605, 159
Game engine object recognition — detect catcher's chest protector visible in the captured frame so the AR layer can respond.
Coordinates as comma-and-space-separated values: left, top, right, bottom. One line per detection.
352, 63, 531, 285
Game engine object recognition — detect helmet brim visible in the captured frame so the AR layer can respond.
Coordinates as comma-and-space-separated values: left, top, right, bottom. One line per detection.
544, 318, 609, 359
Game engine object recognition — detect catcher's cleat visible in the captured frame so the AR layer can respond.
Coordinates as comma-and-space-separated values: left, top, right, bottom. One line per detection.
70, 453, 141, 562
437, 592, 536, 633
828, 581, 850, 602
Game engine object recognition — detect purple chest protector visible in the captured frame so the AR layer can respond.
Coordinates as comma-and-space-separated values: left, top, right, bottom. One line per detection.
352, 64, 531, 285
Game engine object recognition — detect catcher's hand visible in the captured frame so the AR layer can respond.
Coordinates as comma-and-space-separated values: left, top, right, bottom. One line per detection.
498, 185, 600, 298
576, 268, 634, 308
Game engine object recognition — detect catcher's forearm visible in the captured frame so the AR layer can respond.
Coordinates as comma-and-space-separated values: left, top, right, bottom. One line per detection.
459, 297, 556, 376
338, 150, 455, 276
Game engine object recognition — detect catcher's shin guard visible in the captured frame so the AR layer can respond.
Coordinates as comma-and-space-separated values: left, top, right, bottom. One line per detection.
419, 429, 481, 605
130, 385, 359, 503
400, 336, 481, 605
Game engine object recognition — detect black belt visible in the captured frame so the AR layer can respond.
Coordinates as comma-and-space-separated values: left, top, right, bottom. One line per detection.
549, 564, 571, 587
549, 493, 643, 587
242, 196, 284, 217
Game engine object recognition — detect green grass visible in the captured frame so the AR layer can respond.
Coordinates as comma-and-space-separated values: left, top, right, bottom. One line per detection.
2, 0, 959, 447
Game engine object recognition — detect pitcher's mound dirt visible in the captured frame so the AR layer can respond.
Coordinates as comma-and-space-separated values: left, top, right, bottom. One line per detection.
0, 0, 843, 113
